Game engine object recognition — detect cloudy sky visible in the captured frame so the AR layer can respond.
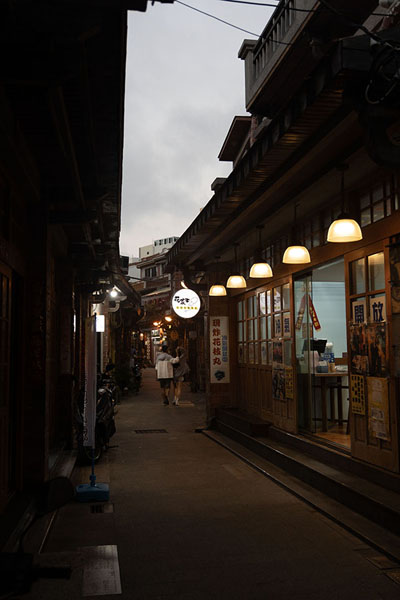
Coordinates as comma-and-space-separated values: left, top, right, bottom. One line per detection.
120, 0, 275, 258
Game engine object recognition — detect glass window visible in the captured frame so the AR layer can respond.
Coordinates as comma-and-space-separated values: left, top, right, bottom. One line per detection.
368, 252, 385, 291
248, 320, 254, 340
373, 202, 384, 222
238, 322, 243, 342
361, 208, 372, 227
282, 283, 290, 309
350, 258, 365, 295
238, 301, 243, 321
284, 340, 292, 366
274, 287, 281, 311
260, 317, 266, 339
253, 296, 258, 317
360, 192, 370, 209
259, 292, 266, 315
247, 296, 253, 319
266, 290, 272, 314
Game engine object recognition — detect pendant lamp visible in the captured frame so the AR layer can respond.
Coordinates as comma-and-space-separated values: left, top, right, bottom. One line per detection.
209, 256, 227, 296
327, 165, 362, 243
249, 225, 273, 278
282, 203, 311, 264
226, 243, 247, 289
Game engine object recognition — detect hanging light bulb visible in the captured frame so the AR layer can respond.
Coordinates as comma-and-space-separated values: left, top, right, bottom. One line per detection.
282, 203, 311, 265
209, 256, 227, 296
249, 225, 273, 278
282, 245, 311, 264
226, 243, 247, 289
327, 165, 362, 243
209, 283, 227, 296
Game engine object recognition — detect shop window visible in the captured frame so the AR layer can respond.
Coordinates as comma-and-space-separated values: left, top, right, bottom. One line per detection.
259, 289, 272, 365
358, 178, 398, 228
237, 300, 245, 363
349, 251, 386, 325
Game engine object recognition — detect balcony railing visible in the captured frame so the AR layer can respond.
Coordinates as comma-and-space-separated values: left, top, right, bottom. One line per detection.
253, 0, 295, 81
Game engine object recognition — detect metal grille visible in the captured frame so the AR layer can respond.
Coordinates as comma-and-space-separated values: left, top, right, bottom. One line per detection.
134, 429, 167, 434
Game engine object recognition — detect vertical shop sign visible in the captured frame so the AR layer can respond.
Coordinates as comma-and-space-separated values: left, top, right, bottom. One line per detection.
350, 374, 366, 415
283, 314, 291, 337
210, 316, 230, 383
367, 377, 390, 441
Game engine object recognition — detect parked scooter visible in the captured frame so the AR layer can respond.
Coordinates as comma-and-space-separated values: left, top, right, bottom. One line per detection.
0, 477, 74, 598
76, 383, 116, 464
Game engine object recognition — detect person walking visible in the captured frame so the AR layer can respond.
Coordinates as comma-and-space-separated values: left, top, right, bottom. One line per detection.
172, 346, 190, 406
155, 344, 179, 405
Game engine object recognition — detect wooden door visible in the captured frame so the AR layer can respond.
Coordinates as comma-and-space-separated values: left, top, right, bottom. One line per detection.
0, 262, 11, 509
345, 240, 399, 472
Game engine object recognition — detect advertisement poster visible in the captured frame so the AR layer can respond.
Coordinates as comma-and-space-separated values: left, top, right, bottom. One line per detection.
389, 240, 400, 313
210, 316, 230, 383
350, 324, 369, 375
366, 324, 387, 377
272, 367, 285, 400
283, 313, 291, 337
350, 374, 366, 415
285, 366, 294, 399
272, 340, 283, 366
367, 377, 390, 441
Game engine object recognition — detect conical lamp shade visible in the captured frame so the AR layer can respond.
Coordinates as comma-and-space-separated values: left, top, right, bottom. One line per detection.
209, 283, 227, 296
249, 262, 273, 278
327, 216, 362, 243
282, 245, 311, 264
226, 274, 247, 289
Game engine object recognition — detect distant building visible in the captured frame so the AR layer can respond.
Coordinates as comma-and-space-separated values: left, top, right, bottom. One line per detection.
139, 236, 179, 258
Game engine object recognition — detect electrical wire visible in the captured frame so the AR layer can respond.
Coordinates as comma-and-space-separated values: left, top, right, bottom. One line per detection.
175, 0, 260, 36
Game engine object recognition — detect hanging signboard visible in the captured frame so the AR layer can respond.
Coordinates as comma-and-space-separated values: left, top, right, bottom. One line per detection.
83, 316, 97, 448
210, 316, 230, 383
172, 288, 201, 319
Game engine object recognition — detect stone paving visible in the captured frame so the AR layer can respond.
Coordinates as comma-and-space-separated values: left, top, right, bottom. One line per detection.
26, 368, 400, 599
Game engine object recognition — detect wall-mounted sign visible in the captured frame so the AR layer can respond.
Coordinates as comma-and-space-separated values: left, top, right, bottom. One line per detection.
210, 316, 230, 383
352, 299, 366, 323
369, 294, 386, 323
172, 288, 201, 319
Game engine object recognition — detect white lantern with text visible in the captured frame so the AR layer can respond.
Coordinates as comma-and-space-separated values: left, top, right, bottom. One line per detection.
172, 288, 201, 319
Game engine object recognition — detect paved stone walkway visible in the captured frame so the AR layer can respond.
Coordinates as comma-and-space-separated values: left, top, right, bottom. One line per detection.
26, 368, 400, 599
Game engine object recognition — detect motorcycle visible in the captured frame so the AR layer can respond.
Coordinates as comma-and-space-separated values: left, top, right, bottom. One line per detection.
76, 384, 116, 464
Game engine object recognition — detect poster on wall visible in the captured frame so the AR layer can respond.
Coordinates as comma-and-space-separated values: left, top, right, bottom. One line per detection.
283, 313, 291, 337
367, 377, 390, 441
389, 240, 400, 314
210, 316, 230, 383
350, 324, 369, 375
366, 323, 387, 377
272, 367, 285, 400
285, 366, 294, 399
350, 374, 366, 415
272, 340, 283, 366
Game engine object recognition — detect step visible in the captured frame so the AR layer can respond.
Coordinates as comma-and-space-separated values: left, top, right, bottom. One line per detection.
214, 408, 271, 437
212, 416, 400, 537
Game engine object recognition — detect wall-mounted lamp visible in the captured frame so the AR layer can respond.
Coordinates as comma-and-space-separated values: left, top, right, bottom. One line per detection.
165, 315, 172, 322
327, 165, 362, 243
249, 225, 273, 278
226, 243, 246, 289
209, 256, 227, 296
282, 203, 311, 264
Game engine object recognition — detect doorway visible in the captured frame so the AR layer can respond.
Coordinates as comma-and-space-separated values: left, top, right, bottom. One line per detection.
295, 258, 350, 449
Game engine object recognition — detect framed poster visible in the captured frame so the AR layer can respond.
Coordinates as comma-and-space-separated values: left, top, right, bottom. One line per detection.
367, 377, 390, 441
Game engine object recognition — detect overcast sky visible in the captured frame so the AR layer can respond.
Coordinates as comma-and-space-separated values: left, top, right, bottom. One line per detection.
120, 0, 275, 258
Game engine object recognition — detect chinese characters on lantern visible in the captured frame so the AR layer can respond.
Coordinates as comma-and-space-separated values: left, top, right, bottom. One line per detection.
210, 316, 230, 383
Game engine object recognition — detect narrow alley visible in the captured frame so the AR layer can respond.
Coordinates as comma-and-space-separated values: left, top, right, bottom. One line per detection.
23, 368, 400, 600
